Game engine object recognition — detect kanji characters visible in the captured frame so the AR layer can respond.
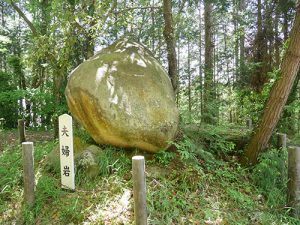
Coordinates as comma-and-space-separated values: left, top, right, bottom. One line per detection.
61, 125, 69, 137
63, 166, 70, 176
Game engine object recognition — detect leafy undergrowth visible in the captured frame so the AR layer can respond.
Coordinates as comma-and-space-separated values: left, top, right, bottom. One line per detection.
0, 127, 299, 224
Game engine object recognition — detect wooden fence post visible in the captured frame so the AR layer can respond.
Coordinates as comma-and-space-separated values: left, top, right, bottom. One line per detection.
0, 118, 5, 130
276, 133, 287, 182
287, 146, 300, 218
18, 119, 26, 144
22, 142, 35, 207
246, 119, 252, 130
132, 156, 147, 225
277, 133, 287, 149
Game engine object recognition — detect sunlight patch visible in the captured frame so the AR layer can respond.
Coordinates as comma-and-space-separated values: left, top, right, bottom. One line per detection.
130, 53, 135, 63
96, 64, 108, 83
84, 189, 132, 224
136, 59, 147, 68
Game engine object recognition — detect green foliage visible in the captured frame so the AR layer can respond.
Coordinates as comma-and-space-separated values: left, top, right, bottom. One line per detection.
236, 68, 280, 124
34, 176, 62, 215
226, 188, 255, 210
75, 145, 131, 187
59, 196, 84, 223
74, 127, 95, 144
154, 151, 176, 166
173, 135, 219, 170
0, 71, 22, 128
34, 141, 57, 162
173, 136, 197, 162
97, 146, 131, 177
252, 148, 288, 208
0, 129, 297, 224
184, 125, 236, 158
0, 146, 22, 213
147, 169, 204, 224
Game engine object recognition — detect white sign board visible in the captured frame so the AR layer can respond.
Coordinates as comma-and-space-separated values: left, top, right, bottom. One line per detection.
59, 114, 75, 190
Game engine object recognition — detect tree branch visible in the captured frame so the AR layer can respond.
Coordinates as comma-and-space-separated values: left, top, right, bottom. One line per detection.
177, 0, 187, 15
114, 6, 162, 15
10, 1, 37, 35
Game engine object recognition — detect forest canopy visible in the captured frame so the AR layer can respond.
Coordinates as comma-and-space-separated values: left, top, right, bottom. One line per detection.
0, 0, 299, 159
2, 0, 300, 224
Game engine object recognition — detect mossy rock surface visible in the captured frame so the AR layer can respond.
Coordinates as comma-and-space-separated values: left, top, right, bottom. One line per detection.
75, 145, 103, 177
65, 37, 179, 153
45, 136, 101, 177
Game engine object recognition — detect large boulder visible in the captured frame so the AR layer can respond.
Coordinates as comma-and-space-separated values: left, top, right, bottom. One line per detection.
65, 37, 179, 153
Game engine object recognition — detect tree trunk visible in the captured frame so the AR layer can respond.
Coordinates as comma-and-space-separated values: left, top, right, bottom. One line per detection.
283, 11, 289, 41
177, 31, 180, 106
243, 5, 300, 165
202, 0, 215, 124
274, 4, 281, 67
163, 0, 178, 93
198, 1, 203, 118
233, 0, 239, 83
251, 0, 269, 92
151, 0, 155, 52
1, 3, 7, 72
187, 40, 191, 120
52, 67, 65, 138
265, 1, 274, 68
86, 2, 96, 59
279, 70, 300, 135
239, 0, 246, 76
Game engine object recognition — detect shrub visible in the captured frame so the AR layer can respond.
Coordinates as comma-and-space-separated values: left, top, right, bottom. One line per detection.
251, 148, 287, 207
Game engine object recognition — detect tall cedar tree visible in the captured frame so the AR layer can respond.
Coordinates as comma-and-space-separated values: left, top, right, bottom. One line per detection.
202, 0, 215, 124
243, 4, 300, 165
163, 0, 178, 93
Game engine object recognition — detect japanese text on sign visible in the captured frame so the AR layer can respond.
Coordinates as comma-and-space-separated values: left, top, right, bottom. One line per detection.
62, 145, 70, 157
59, 114, 75, 190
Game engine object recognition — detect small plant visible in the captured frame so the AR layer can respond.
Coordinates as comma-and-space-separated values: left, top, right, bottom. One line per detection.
95, 146, 130, 177
60, 197, 84, 223
226, 188, 255, 210
252, 148, 287, 208
74, 127, 95, 144
0, 146, 22, 209
154, 151, 176, 166
34, 176, 62, 215
34, 141, 57, 162
173, 136, 216, 167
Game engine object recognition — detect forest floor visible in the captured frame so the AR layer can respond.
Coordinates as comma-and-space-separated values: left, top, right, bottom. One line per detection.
0, 125, 299, 224
0, 129, 53, 152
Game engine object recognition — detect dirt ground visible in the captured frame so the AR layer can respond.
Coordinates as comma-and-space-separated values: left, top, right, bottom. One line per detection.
0, 129, 54, 152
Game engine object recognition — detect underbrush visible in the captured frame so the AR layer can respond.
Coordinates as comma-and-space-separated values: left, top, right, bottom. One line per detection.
0, 126, 299, 224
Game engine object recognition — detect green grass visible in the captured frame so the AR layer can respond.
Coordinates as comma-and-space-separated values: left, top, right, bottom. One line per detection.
0, 127, 299, 224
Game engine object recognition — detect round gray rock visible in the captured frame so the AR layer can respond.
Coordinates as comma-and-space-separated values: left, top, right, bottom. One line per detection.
65, 37, 179, 152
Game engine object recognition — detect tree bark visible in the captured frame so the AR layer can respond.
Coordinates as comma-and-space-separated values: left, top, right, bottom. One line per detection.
177, 31, 180, 106
198, 1, 203, 118
239, 0, 246, 76
283, 11, 289, 41
202, 0, 216, 124
163, 0, 178, 93
274, 4, 281, 67
251, 0, 269, 92
187, 40, 191, 120
10, 1, 37, 36
233, 0, 239, 83
243, 4, 300, 165
279, 70, 300, 134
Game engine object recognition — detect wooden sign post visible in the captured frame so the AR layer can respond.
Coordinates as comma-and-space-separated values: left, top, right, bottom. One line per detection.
287, 146, 300, 218
18, 119, 26, 144
22, 142, 35, 206
132, 156, 147, 225
59, 114, 75, 190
